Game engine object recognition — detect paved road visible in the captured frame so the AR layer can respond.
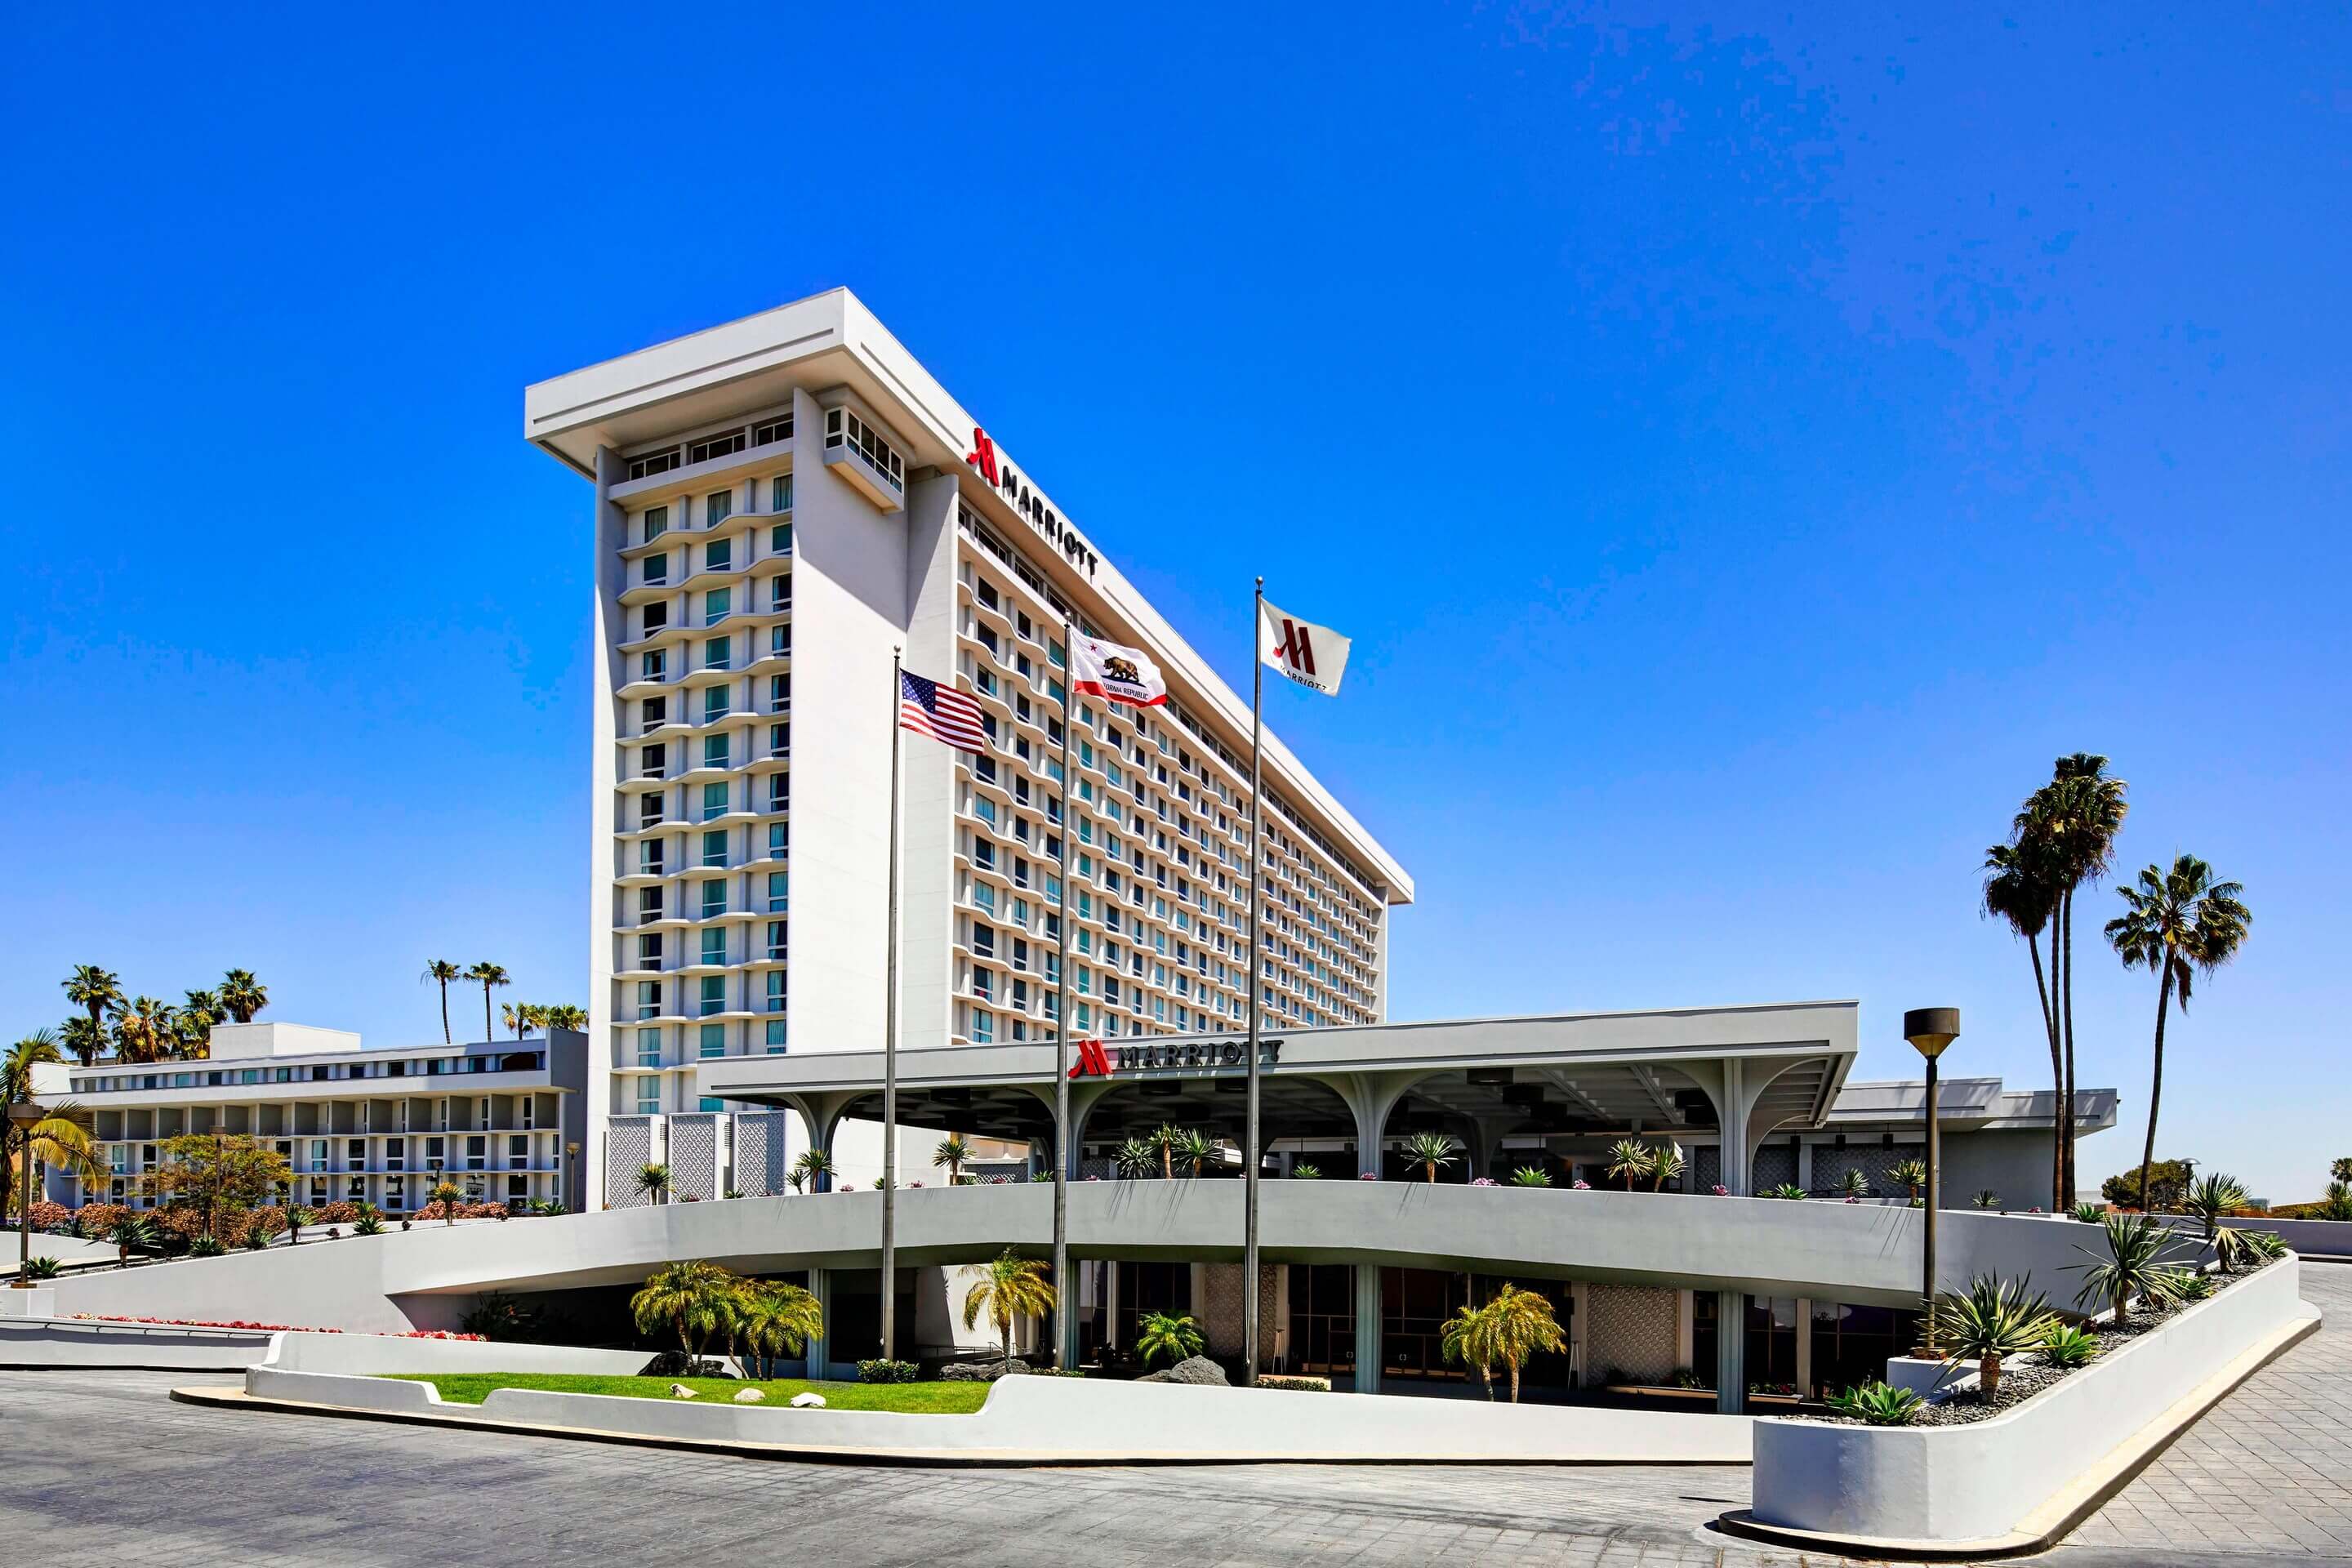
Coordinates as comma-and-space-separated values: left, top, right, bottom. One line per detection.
2, 1265, 2342, 1567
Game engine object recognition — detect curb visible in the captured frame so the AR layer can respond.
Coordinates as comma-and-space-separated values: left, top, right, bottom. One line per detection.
1714, 1304, 2322, 1560
168, 1386, 1753, 1469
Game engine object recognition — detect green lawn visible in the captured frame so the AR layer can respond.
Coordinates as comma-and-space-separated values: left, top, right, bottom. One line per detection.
384, 1372, 990, 1414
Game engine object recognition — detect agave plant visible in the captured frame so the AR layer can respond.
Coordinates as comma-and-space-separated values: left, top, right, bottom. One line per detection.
2071, 1200, 2105, 1224
22, 1254, 64, 1280
1605, 1138, 1655, 1191
1972, 1189, 2002, 1210
1113, 1137, 1156, 1179
2070, 1212, 2189, 1321
2040, 1321, 2101, 1370
2171, 1268, 2216, 1300
1289, 1161, 1322, 1180
1766, 1182, 1810, 1201
1824, 1381, 1922, 1426
1402, 1130, 1459, 1184
1936, 1274, 2057, 1396
1508, 1165, 1552, 1187
2182, 1172, 2250, 1240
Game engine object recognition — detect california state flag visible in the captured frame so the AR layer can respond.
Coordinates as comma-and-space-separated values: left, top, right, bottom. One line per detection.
1069, 632, 1167, 707
1259, 599, 1352, 696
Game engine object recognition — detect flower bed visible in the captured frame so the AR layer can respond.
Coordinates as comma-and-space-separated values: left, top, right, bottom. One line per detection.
72, 1312, 481, 1339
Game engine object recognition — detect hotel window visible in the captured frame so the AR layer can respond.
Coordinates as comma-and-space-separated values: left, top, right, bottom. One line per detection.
764, 1019, 788, 1054
772, 520, 793, 555
635, 1077, 662, 1114
702, 734, 729, 769
767, 871, 789, 913
689, 426, 746, 466
770, 574, 791, 611
970, 1008, 993, 1044
767, 822, 788, 858
637, 885, 664, 923
753, 415, 793, 449
699, 880, 724, 920
701, 828, 726, 867
636, 934, 663, 970
628, 449, 680, 483
771, 622, 791, 656
635, 981, 661, 1021
767, 773, 788, 810
640, 744, 666, 778
768, 723, 787, 759
700, 928, 726, 964
640, 648, 666, 680
822, 406, 905, 492
706, 537, 733, 573
640, 695, 668, 729
768, 672, 790, 711
702, 488, 735, 528
702, 781, 728, 821
642, 551, 669, 586
764, 971, 785, 1013
766, 920, 787, 960
697, 976, 724, 1016
635, 1027, 662, 1067
699, 1022, 725, 1058
704, 589, 731, 627
769, 474, 794, 513
640, 602, 669, 636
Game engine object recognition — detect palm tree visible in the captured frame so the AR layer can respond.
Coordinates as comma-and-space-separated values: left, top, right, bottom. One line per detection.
634, 1163, 672, 1205
284, 1204, 314, 1245
630, 1259, 740, 1359
1404, 1130, 1459, 1184
789, 1147, 833, 1192
109, 1212, 157, 1268
1606, 1138, 1655, 1192
430, 1179, 465, 1224
1134, 1309, 1205, 1368
960, 1248, 1056, 1366
736, 1278, 823, 1378
5, 1031, 104, 1241
1890, 1157, 1927, 1206
1650, 1142, 1686, 1192
1484, 1283, 1566, 1403
1113, 1137, 1156, 1178
114, 996, 178, 1064
176, 990, 221, 1057
421, 960, 461, 1044
1174, 1128, 1217, 1178
541, 1004, 587, 1032
2015, 755, 2128, 1208
501, 1002, 541, 1040
933, 1134, 973, 1186
1936, 1274, 2056, 1396
2333, 1157, 2352, 1187
1441, 1294, 1503, 1398
2105, 854, 2252, 1213
2182, 1172, 2250, 1241
1148, 1123, 1182, 1180
2070, 1212, 2188, 1322
60, 964, 124, 1064
217, 969, 268, 1024
1839, 1169, 1872, 1201
1983, 838, 2065, 1209
463, 963, 510, 1045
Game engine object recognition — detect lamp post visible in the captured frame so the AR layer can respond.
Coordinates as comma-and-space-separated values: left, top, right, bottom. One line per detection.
9, 1098, 47, 1287
1904, 1007, 1960, 1355
565, 1142, 581, 1212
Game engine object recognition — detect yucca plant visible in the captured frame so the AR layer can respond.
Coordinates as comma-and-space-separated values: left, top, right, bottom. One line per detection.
1508, 1165, 1552, 1187
1605, 1138, 1655, 1191
2318, 1182, 2352, 1223
110, 1212, 157, 1267
1971, 1189, 2002, 1210
2040, 1321, 2101, 1369
2182, 1172, 2250, 1240
1113, 1137, 1156, 1178
1889, 1157, 1927, 1205
1838, 1168, 1871, 1200
1825, 1381, 1922, 1426
1403, 1130, 1459, 1184
2214, 1227, 2285, 1275
1766, 1182, 1810, 1201
1936, 1274, 2056, 1396
1650, 1142, 1686, 1191
1174, 1128, 1218, 1178
2070, 1212, 2188, 1321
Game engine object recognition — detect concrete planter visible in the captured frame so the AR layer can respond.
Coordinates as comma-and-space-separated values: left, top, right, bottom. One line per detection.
1744, 1257, 2317, 1551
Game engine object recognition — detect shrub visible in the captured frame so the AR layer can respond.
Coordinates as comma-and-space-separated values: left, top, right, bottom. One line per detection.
189, 1234, 226, 1257
2041, 1323, 2101, 1369
1469, 1177, 1497, 1187
414, 1200, 509, 1222
1672, 1366, 1708, 1390
315, 1202, 363, 1224
1290, 1163, 1322, 1180
1826, 1381, 1922, 1426
1766, 1183, 1808, 1201
858, 1358, 920, 1383
24, 1254, 64, 1280
2071, 1201, 2105, 1223
353, 1215, 386, 1236
1254, 1375, 1330, 1392
1508, 1166, 1552, 1187
26, 1200, 73, 1233
2101, 1159, 2193, 1212
74, 1203, 129, 1238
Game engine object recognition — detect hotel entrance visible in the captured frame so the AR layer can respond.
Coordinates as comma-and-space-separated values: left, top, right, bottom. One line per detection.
1283, 1265, 1575, 1397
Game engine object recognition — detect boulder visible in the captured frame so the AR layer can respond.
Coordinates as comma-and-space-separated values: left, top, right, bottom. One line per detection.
940, 1356, 1031, 1382
1137, 1356, 1228, 1387
733, 1388, 766, 1403
667, 1383, 697, 1399
790, 1392, 826, 1408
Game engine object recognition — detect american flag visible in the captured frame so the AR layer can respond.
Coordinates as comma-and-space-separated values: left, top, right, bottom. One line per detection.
898, 669, 988, 753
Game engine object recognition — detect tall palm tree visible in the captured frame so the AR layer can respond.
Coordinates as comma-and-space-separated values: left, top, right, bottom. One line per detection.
2107, 854, 2252, 1213
60, 965, 124, 1064
113, 996, 178, 1064
1483, 1283, 1567, 1403
1983, 837, 2065, 1205
463, 963, 510, 1045
933, 1134, 973, 1186
177, 990, 221, 1057
2016, 755, 2128, 1208
421, 960, 461, 1045
960, 1248, 1057, 1366
4, 1031, 103, 1241
1148, 1123, 1182, 1180
217, 969, 269, 1023
501, 1001, 541, 1040
735, 1278, 823, 1379
58, 1016, 107, 1070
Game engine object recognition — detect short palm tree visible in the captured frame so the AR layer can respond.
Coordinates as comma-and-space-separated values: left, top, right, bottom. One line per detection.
736, 1278, 823, 1378
1446, 1284, 1565, 1402
2106, 854, 2251, 1214
4, 1031, 103, 1232
2070, 1212, 2189, 1321
960, 1249, 1056, 1366
430, 1180, 465, 1224
421, 960, 461, 1044
634, 1163, 672, 1205
1113, 1137, 1156, 1178
2182, 1173, 2250, 1241
1839, 1169, 1871, 1200
283, 1204, 314, 1245
933, 1134, 973, 1185
1441, 1295, 1503, 1399
1401, 1129, 1459, 1184
1890, 1157, 1928, 1205
1650, 1143, 1686, 1192
1174, 1128, 1217, 1178
1936, 1274, 2056, 1396
789, 1148, 833, 1192
462, 962, 510, 1045
1134, 1309, 1205, 1368
1606, 1138, 1654, 1191
217, 969, 269, 1023
631, 1259, 740, 1359
110, 1212, 157, 1268
1148, 1123, 1182, 1180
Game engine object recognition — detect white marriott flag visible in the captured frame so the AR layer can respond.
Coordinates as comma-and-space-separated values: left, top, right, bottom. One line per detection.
1258, 599, 1352, 696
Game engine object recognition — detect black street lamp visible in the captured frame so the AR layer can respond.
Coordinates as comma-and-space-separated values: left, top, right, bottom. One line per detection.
1904, 1007, 1961, 1356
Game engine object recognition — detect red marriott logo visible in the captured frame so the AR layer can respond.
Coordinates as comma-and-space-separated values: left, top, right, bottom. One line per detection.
1272, 617, 1316, 677
1067, 1038, 1112, 1078
965, 426, 1000, 485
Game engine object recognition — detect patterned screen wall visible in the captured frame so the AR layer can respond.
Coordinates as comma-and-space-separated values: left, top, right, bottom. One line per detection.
604, 1117, 656, 1209
1584, 1285, 1681, 1383
1751, 1143, 1799, 1192
1809, 1141, 1922, 1199
731, 1112, 794, 1197
666, 1114, 721, 1200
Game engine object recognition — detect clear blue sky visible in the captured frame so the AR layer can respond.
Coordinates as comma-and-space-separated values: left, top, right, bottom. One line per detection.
5, 6, 2345, 1202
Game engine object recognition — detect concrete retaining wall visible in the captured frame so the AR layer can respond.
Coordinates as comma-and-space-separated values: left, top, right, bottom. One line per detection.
1750, 1258, 2315, 1545
1, 1317, 277, 1370
270, 1332, 652, 1378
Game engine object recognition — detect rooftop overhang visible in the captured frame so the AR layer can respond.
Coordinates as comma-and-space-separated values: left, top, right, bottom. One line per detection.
698, 1001, 1858, 1144
1824, 1079, 2120, 1136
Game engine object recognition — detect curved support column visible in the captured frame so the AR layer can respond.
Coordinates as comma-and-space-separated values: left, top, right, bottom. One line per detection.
1022, 1079, 1120, 1178
777, 1091, 862, 1192
1320, 1069, 1428, 1178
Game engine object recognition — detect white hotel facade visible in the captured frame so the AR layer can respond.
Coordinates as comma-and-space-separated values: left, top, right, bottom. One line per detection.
523, 289, 1414, 1205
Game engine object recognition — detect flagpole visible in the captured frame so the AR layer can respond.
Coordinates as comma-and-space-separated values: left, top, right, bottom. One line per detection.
881, 648, 902, 1367
1051, 616, 1075, 1370
1243, 577, 1265, 1388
